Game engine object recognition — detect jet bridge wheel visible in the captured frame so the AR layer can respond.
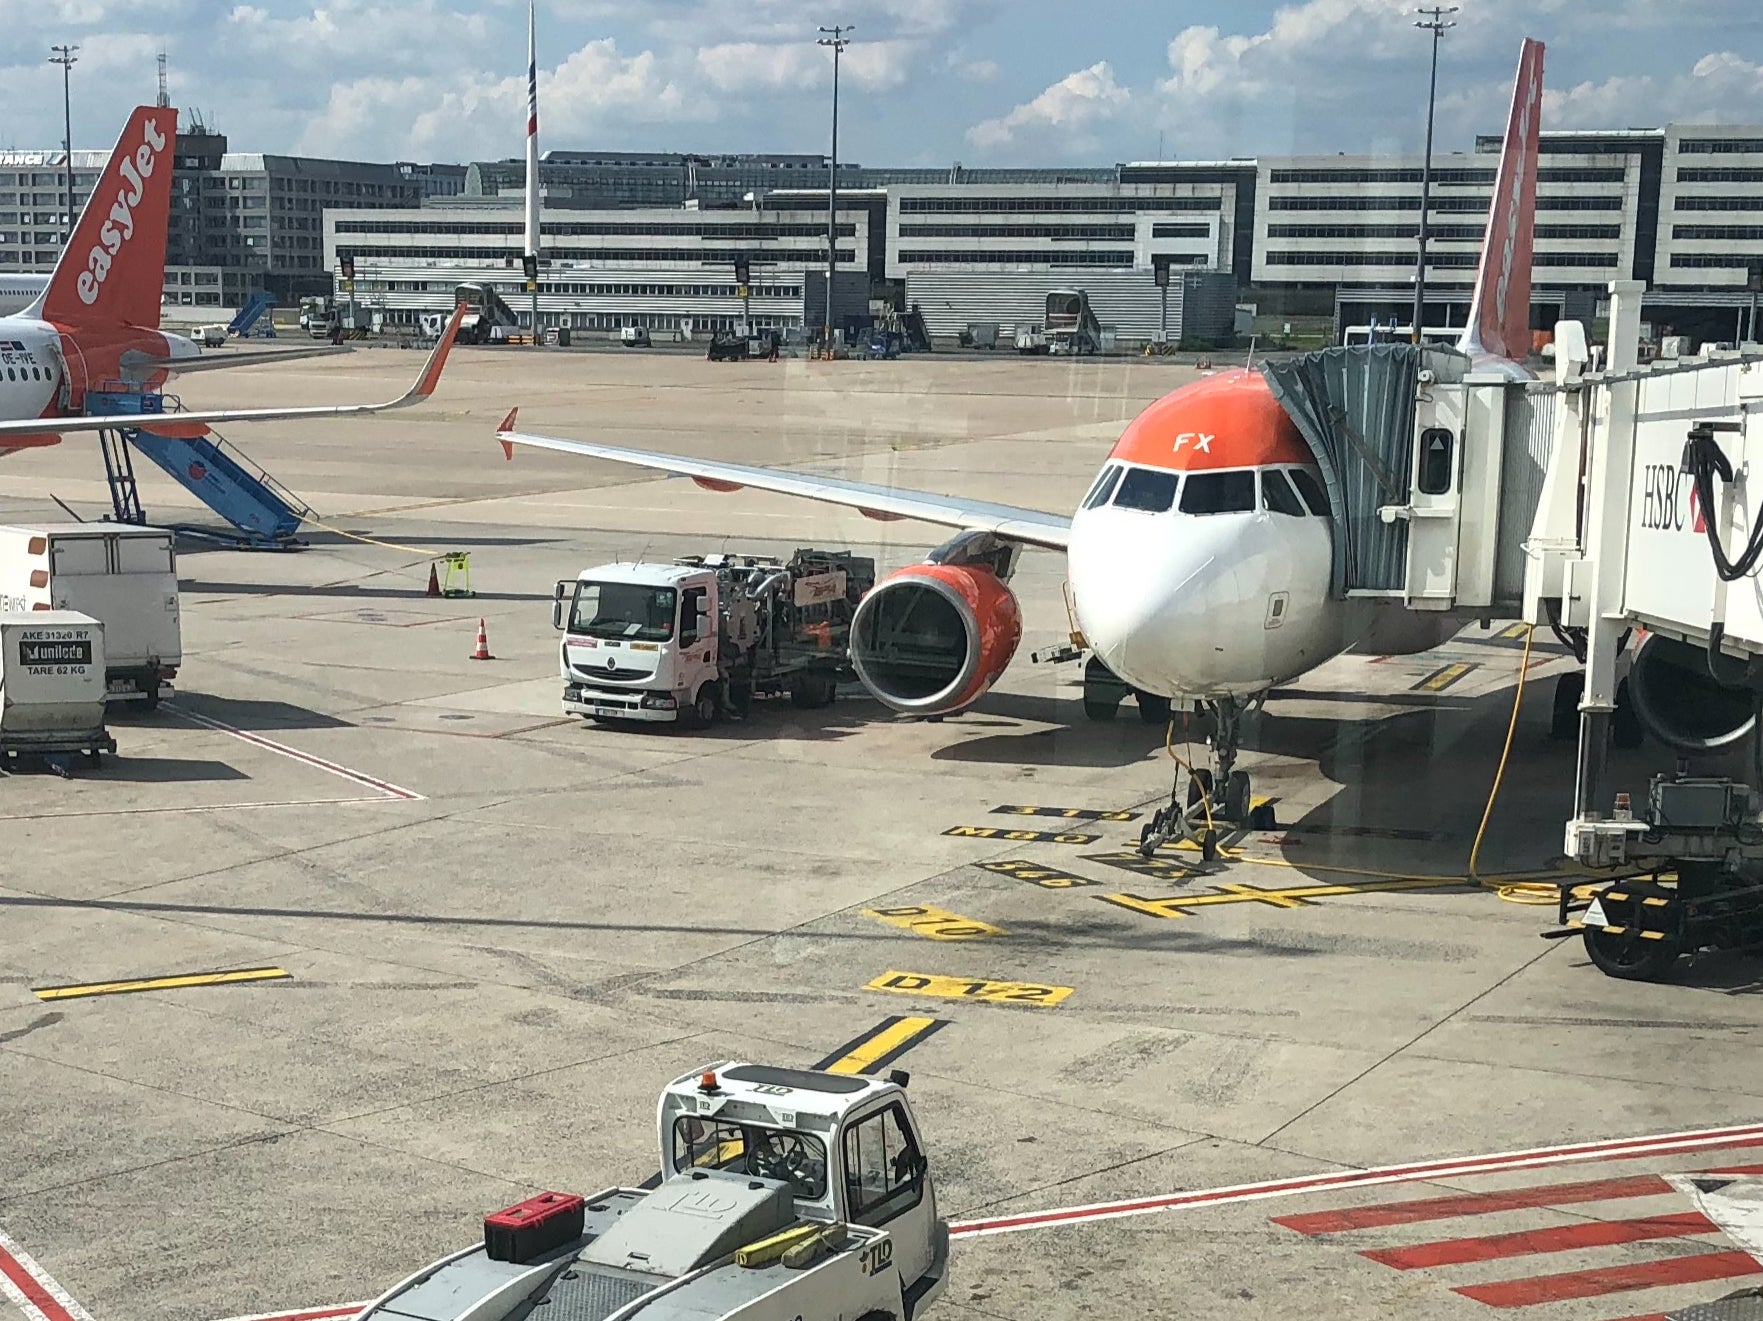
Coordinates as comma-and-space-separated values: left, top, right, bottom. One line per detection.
1582, 924, 1683, 982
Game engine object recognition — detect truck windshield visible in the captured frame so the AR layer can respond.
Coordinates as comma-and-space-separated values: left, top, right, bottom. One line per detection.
570, 582, 676, 641
673, 1116, 828, 1200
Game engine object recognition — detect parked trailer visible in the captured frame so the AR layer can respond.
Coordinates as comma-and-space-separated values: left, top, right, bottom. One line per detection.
355, 1062, 949, 1321
0, 525, 180, 707
0, 611, 117, 768
554, 550, 875, 727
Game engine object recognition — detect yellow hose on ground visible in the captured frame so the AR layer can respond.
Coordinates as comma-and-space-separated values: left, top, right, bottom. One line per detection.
1468, 624, 1565, 904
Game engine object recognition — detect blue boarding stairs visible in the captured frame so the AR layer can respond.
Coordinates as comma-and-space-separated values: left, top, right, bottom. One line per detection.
83, 387, 314, 549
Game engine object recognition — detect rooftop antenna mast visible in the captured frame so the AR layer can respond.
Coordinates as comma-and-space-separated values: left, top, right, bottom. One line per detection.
156, 50, 170, 108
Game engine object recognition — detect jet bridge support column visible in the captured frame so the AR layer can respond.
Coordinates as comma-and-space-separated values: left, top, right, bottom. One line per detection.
1571, 281, 1646, 827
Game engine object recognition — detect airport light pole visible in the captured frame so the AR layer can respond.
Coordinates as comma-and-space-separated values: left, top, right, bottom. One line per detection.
1411, 6, 1456, 344
49, 44, 79, 244
817, 24, 852, 349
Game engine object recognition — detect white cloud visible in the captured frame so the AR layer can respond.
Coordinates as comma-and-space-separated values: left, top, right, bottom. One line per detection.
966, 60, 1129, 150
1545, 50, 1763, 130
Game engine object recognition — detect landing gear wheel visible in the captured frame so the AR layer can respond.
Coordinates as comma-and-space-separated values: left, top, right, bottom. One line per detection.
729, 680, 753, 719
1186, 769, 1215, 809
1135, 691, 1171, 725
790, 673, 836, 709
1222, 770, 1251, 823
1083, 688, 1119, 720
1549, 672, 1582, 742
1612, 678, 1644, 750
1582, 925, 1682, 981
1199, 830, 1220, 862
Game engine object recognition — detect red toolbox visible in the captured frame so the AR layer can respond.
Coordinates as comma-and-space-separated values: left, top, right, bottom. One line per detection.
484, 1191, 586, 1263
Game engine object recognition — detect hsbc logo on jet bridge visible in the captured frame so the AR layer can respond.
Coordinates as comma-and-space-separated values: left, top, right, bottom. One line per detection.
1637, 462, 1706, 534
77, 115, 167, 306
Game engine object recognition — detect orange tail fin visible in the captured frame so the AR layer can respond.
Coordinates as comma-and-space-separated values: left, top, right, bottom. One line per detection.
37, 105, 176, 331
1459, 39, 1544, 365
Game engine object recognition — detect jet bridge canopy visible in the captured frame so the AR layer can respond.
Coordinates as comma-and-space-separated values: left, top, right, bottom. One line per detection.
1261, 344, 1472, 598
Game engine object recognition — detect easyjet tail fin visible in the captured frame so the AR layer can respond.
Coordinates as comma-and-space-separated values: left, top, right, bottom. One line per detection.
1459, 39, 1544, 365
32, 105, 175, 331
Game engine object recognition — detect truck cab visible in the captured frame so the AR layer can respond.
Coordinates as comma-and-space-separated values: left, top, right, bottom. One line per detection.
555, 562, 721, 725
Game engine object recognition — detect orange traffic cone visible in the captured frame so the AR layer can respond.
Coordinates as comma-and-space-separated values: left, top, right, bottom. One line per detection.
469, 618, 494, 661
426, 562, 441, 597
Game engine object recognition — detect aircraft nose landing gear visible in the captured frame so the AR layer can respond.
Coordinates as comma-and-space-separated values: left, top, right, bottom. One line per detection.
1137, 695, 1272, 859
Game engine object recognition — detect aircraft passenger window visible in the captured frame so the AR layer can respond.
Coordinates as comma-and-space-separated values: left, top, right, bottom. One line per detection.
1179, 471, 1256, 515
1082, 464, 1122, 510
1261, 469, 1307, 517
1288, 468, 1332, 517
1112, 467, 1179, 513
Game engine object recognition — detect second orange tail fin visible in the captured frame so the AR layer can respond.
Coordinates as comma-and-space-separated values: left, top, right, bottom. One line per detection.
1459, 39, 1544, 365
37, 104, 175, 331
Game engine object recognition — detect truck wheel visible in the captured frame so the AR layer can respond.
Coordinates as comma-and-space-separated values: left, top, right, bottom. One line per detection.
1582, 926, 1682, 981
685, 688, 718, 729
1549, 672, 1581, 741
1612, 678, 1645, 749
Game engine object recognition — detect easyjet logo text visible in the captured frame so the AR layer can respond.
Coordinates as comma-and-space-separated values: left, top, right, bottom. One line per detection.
76, 116, 167, 306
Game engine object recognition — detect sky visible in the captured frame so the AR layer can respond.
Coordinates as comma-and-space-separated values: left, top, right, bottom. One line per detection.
3, 0, 1763, 168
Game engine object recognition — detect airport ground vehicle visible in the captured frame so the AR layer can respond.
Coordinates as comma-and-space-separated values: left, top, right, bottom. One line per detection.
553, 550, 874, 726
1013, 322, 1048, 354
0, 610, 117, 767
356, 1062, 949, 1321
0, 525, 179, 707
1045, 289, 1102, 355
620, 325, 653, 348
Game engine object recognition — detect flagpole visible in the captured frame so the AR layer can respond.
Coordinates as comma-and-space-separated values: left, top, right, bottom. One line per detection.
525, 0, 541, 346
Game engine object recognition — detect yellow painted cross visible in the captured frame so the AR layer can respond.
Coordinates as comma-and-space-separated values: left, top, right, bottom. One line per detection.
1098, 877, 1446, 919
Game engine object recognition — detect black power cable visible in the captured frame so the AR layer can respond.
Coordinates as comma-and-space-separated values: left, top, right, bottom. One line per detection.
1682, 421, 1761, 581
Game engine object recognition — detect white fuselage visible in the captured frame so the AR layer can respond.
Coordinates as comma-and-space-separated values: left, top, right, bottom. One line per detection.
1066, 462, 1356, 698
0, 318, 67, 420
0, 276, 49, 318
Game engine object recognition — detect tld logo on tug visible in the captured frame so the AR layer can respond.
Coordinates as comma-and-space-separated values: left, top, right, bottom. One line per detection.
1637, 462, 1706, 533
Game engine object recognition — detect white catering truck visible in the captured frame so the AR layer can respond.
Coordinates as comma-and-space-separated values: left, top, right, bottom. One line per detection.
0, 525, 181, 708
554, 550, 874, 727
357, 1062, 949, 1321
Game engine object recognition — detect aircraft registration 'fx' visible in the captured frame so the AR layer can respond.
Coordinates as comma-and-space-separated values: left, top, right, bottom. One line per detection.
0, 105, 464, 459
496, 39, 1549, 859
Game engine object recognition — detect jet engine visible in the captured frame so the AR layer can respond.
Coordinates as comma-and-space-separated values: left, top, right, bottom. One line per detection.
1627, 634, 1760, 754
850, 561, 1022, 716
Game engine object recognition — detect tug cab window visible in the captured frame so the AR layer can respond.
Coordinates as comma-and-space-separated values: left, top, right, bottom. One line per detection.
672, 1116, 828, 1200
1179, 470, 1256, 515
1112, 466, 1180, 512
842, 1103, 925, 1224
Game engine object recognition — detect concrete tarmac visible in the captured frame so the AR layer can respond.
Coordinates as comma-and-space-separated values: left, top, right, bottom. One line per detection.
1, 346, 1758, 1321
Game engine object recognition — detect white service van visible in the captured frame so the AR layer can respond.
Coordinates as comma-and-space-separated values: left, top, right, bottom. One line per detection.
0, 525, 181, 708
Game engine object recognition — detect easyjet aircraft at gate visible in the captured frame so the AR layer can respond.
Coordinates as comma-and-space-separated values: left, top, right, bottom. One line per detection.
498, 40, 1548, 857
0, 105, 463, 460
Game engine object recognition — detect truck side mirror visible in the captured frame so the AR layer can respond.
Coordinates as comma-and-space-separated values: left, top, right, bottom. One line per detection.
553, 580, 570, 631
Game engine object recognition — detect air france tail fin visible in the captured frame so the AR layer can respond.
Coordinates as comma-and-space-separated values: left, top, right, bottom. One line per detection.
33, 105, 175, 330
1459, 39, 1544, 365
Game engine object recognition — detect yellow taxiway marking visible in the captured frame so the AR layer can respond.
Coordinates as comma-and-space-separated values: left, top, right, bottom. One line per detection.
1098, 877, 1446, 919
1413, 661, 1478, 693
977, 859, 1100, 888
990, 804, 1141, 822
33, 966, 292, 1001
817, 1015, 948, 1074
864, 905, 1005, 940
943, 825, 1100, 845
866, 970, 1072, 1007
1500, 622, 1530, 639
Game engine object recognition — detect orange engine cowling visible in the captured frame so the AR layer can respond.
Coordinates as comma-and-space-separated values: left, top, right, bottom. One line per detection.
850, 562, 1021, 715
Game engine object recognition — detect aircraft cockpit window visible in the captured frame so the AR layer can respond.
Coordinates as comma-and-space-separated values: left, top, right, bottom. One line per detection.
1082, 464, 1123, 510
1112, 466, 1180, 513
1179, 470, 1256, 515
1260, 469, 1307, 517
1287, 467, 1332, 517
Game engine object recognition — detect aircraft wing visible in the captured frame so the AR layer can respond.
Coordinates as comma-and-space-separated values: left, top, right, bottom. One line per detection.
494, 407, 1073, 551
139, 344, 355, 374
0, 306, 463, 440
